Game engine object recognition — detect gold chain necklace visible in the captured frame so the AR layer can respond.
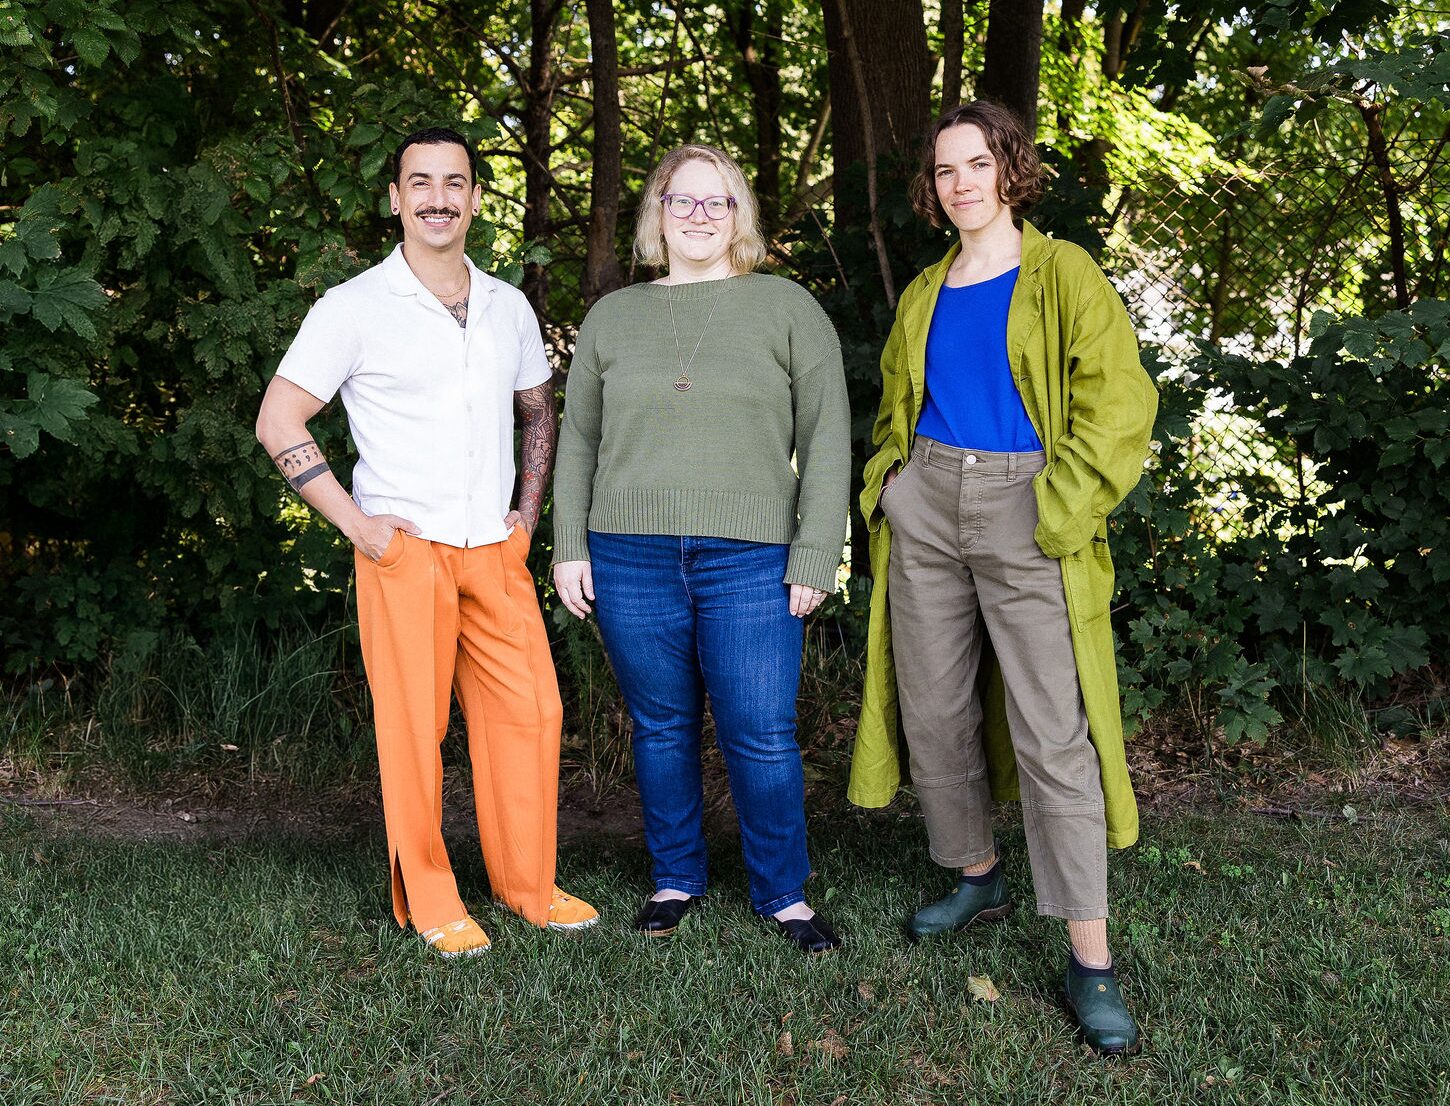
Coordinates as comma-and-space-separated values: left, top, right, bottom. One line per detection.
428, 268, 469, 303
666, 286, 725, 392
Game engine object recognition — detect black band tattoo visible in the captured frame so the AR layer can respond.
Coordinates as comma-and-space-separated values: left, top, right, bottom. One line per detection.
292, 462, 331, 490
273, 439, 332, 492
444, 297, 468, 328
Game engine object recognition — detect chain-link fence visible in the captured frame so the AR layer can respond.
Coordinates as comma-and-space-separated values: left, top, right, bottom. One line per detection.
1100, 138, 1450, 538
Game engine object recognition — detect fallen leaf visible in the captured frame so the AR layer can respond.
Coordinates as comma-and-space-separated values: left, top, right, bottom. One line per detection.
967, 975, 1001, 1002
775, 1030, 794, 1057
830, 1097, 848, 1106
221, 743, 239, 752
812, 1028, 850, 1060
1182, 860, 1204, 873
304, 1073, 324, 1086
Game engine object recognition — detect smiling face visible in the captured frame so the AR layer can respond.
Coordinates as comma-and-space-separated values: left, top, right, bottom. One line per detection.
389, 141, 481, 254
660, 158, 736, 276
933, 124, 1011, 236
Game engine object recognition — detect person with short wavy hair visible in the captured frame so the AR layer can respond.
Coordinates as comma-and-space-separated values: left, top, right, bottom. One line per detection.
850, 101, 1157, 1053
551, 144, 851, 954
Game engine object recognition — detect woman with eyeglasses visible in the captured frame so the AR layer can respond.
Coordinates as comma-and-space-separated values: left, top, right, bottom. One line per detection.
551, 144, 850, 953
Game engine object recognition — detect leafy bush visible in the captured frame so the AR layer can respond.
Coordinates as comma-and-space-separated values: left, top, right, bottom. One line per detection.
1113, 300, 1449, 741
0, 0, 501, 672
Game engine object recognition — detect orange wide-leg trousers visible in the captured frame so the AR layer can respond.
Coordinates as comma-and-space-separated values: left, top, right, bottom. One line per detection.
354, 526, 561, 931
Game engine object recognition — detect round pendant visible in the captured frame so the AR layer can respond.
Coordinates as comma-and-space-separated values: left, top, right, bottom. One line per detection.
674, 377, 692, 391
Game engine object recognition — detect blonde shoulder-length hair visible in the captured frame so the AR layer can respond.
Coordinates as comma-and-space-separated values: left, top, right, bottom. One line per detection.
633, 144, 768, 273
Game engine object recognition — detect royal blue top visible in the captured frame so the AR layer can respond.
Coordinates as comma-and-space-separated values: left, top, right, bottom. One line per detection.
914, 266, 1043, 453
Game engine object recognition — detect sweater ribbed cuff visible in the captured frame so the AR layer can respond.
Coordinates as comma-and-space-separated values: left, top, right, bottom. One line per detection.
784, 544, 842, 594
551, 523, 591, 565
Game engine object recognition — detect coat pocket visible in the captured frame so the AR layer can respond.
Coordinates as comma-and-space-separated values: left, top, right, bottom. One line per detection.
1062, 537, 1115, 632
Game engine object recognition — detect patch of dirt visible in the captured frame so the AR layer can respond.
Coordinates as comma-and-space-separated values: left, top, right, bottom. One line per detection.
1123, 717, 1450, 817
0, 757, 737, 848
4, 719, 1446, 846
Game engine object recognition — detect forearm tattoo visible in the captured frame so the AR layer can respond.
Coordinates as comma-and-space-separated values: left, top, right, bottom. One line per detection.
514, 379, 557, 528
272, 439, 331, 491
444, 297, 468, 328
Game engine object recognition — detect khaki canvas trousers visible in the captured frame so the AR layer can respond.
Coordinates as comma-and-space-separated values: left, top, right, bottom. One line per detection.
883, 437, 1108, 920
354, 526, 562, 932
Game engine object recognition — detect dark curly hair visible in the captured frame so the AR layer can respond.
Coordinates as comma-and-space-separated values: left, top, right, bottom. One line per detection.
908, 101, 1045, 227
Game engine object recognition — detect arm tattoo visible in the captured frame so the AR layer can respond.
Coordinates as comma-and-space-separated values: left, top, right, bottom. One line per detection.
444, 297, 468, 328
272, 439, 332, 492
514, 379, 557, 529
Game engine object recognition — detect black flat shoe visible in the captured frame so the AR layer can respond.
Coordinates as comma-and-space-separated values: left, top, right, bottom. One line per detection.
771, 913, 843, 954
633, 895, 696, 936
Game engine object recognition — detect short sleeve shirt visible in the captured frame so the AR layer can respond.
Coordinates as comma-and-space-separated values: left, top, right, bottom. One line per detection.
275, 244, 552, 547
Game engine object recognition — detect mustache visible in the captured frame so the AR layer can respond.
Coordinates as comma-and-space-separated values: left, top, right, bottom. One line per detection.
414, 206, 461, 218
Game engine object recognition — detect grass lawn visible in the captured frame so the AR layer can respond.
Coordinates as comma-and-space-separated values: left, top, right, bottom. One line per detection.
3, 798, 1448, 1105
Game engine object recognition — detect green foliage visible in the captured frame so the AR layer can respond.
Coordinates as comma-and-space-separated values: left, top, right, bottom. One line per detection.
1, 0, 1444, 765
0, 0, 513, 671
1114, 297, 1449, 741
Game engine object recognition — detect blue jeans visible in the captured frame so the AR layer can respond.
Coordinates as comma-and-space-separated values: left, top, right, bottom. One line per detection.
588, 532, 811, 915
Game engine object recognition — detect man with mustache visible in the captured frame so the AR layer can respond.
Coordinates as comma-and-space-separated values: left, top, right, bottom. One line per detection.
256, 127, 596, 957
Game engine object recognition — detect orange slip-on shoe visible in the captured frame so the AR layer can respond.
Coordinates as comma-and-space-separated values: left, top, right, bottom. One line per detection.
418, 916, 492, 958
547, 887, 599, 931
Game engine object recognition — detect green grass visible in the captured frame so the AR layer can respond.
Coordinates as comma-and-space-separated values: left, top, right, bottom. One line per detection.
3, 802, 1449, 1105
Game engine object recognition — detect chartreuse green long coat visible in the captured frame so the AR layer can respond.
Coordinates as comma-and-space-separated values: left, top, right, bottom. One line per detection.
848, 221, 1157, 849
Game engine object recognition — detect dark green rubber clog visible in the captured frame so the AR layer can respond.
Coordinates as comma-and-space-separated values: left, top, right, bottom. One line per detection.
1063, 959, 1141, 1056
905, 866, 1013, 942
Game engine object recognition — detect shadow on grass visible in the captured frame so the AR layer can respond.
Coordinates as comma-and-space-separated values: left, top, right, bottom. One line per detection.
3, 801, 1448, 1105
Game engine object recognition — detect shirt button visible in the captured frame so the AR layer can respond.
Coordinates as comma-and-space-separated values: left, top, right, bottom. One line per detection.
965, 454, 978, 465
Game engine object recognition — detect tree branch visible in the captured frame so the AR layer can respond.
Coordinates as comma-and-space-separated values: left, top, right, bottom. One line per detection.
1360, 101, 1410, 309
833, 0, 896, 307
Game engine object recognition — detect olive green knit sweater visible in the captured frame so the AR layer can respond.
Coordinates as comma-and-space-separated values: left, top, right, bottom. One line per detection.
550, 273, 850, 594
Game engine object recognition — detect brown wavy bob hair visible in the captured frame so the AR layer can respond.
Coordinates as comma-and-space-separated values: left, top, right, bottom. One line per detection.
909, 101, 1045, 228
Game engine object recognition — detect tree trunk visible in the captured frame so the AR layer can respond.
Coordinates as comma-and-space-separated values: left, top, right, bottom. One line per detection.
583, 0, 624, 306
941, 0, 964, 112
728, 1, 784, 229
821, 0, 931, 581
979, 0, 1044, 136
522, 0, 564, 317
823, 0, 932, 194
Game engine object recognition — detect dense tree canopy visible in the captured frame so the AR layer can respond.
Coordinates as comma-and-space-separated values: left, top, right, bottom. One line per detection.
2, 0, 1446, 742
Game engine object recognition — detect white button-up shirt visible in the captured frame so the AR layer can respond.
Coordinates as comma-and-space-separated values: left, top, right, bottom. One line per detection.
275, 244, 552, 547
